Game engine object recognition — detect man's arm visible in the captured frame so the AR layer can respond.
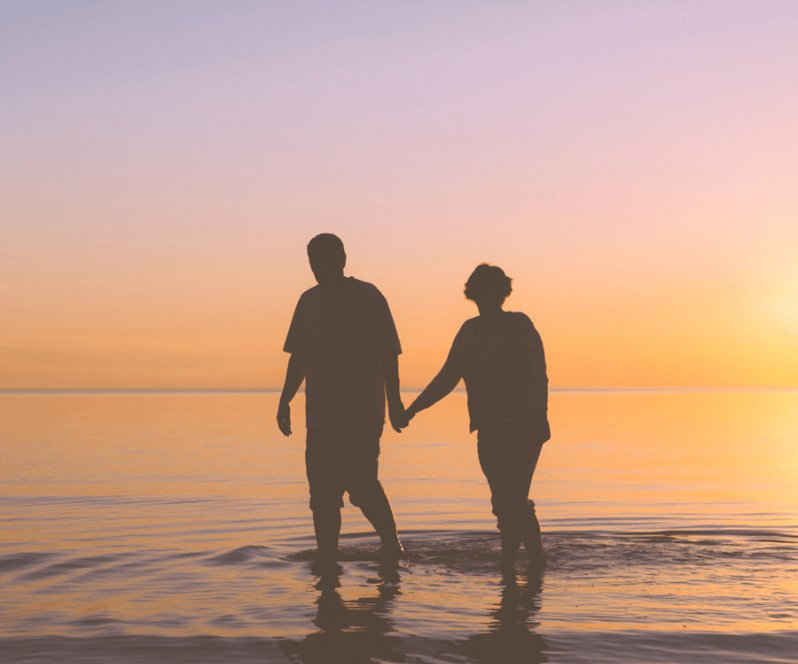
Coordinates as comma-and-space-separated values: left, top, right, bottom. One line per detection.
382, 353, 408, 433
277, 353, 306, 437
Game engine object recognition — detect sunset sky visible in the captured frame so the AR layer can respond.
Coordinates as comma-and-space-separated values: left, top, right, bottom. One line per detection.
2, 0, 797, 389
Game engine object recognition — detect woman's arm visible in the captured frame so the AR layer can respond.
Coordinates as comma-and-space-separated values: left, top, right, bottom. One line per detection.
406, 334, 463, 419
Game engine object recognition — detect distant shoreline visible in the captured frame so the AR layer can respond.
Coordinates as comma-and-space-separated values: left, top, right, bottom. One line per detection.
1, 387, 796, 395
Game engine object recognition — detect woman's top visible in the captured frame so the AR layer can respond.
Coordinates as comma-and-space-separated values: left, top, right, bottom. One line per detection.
414, 311, 548, 433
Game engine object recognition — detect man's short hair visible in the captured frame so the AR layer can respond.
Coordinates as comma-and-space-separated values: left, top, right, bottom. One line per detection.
307, 233, 345, 258
464, 263, 513, 303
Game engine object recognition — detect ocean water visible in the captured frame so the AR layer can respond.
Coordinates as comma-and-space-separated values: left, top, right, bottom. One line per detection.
1, 389, 797, 663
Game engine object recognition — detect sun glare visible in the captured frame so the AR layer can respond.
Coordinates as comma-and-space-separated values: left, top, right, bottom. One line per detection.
767, 285, 798, 335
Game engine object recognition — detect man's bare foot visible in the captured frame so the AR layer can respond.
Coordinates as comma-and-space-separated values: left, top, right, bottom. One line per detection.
380, 541, 405, 561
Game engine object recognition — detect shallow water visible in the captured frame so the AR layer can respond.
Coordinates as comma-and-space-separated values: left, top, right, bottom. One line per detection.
1, 390, 797, 662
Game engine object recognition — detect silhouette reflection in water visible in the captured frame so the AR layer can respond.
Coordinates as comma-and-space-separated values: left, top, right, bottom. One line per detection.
464, 571, 548, 663
278, 559, 403, 664
279, 558, 547, 663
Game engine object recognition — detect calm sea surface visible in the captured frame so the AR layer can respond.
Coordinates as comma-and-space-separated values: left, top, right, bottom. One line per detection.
1, 389, 797, 663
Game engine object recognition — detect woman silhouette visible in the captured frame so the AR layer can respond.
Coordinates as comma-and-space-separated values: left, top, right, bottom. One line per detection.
406, 264, 550, 575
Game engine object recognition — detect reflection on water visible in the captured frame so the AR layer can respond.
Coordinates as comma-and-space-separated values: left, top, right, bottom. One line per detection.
279, 560, 403, 663
1, 390, 798, 663
280, 556, 548, 664
463, 573, 547, 664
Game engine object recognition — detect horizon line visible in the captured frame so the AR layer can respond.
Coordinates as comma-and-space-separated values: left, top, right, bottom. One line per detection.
1, 386, 797, 395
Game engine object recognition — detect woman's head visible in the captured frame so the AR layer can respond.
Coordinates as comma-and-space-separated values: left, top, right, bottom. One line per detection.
464, 264, 513, 306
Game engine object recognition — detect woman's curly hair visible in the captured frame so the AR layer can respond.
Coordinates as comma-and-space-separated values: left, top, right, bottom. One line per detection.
464, 263, 513, 303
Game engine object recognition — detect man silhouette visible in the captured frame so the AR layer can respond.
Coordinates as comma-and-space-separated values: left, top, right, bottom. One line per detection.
277, 233, 406, 560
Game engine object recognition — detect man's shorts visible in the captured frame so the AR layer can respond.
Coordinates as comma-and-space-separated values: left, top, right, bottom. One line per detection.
305, 425, 384, 512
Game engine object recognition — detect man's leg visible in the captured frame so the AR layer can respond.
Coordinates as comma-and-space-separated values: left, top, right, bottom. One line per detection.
306, 429, 346, 560
356, 484, 402, 556
312, 509, 342, 561
345, 425, 403, 557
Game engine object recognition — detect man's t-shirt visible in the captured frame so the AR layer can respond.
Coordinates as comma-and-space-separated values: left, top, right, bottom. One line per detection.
444, 311, 548, 432
283, 277, 402, 429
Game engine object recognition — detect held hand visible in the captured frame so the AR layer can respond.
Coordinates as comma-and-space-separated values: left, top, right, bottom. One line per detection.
277, 401, 292, 437
388, 400, 409, 433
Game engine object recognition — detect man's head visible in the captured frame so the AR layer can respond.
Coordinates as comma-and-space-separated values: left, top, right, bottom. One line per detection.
307, 233, 346, 288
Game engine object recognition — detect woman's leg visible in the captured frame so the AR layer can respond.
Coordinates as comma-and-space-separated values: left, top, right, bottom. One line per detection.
521, 444, 546, 569
522, 499, 546, 569
478, 430, 545, 572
